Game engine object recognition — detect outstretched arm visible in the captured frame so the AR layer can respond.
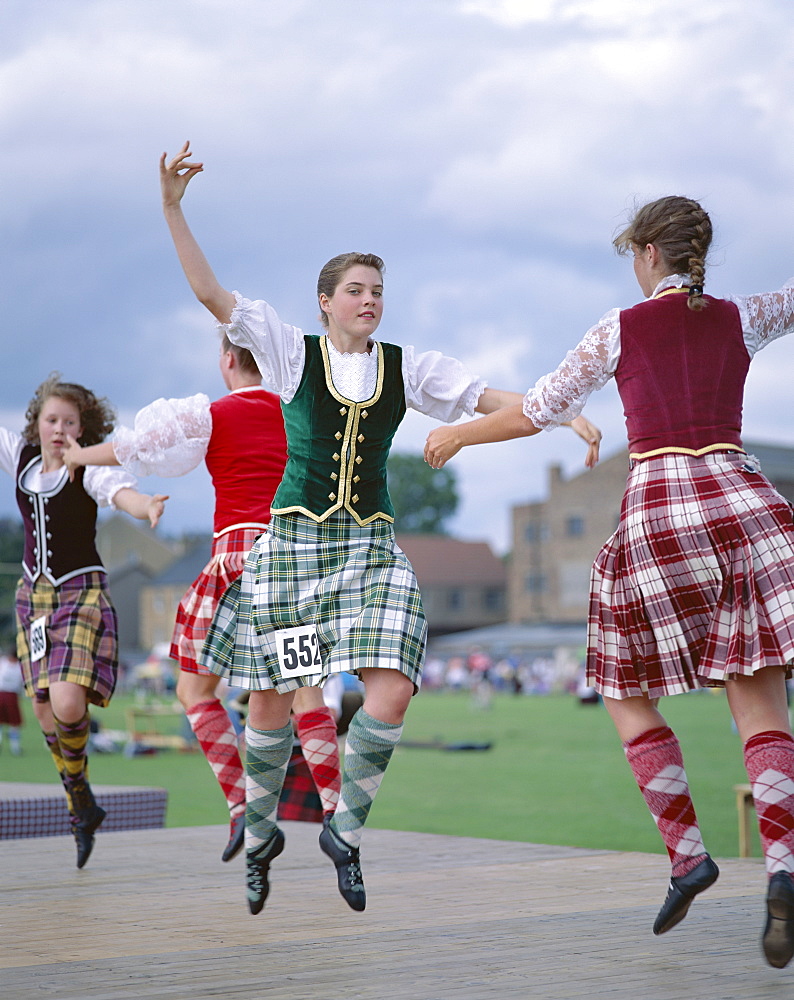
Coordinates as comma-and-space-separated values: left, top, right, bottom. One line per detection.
160, 142, 236, 324
424, 404, 538, 469
63, 437, 118, 480
423, 407, 601, 470
113, 488, 169, 529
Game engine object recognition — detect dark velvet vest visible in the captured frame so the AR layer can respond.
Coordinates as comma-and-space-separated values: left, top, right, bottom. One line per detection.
16, 444, 104, 585
615, 291, 749, 455
271, 335, 406, 524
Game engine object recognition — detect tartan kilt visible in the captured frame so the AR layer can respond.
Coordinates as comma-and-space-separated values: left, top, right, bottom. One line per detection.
200, 511, 427, 692
171, 527, 263, 674
15, 572, 118, 707
587, 451, 794, 699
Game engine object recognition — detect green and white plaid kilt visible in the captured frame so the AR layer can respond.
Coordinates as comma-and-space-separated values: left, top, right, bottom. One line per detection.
199, 512, 426, 693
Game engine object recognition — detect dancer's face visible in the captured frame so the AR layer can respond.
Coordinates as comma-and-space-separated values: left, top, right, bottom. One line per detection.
38, 396, 83, 468
320, 265, 384, 342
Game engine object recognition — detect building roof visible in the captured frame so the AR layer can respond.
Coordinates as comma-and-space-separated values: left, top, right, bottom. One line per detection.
150, 538, 212, 586
395, 534, 506, 586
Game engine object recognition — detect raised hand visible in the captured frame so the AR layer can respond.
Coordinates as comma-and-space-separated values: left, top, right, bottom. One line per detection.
160, 141, 203, 209
63, 434, 85, 481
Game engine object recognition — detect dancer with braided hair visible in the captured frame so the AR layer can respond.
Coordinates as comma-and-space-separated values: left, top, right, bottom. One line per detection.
1, 374, 167, 868
425, 195, 794, 968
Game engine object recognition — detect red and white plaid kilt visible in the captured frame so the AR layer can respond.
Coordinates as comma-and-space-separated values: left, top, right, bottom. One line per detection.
587, 451, 794, 699
171, 527, 263, 674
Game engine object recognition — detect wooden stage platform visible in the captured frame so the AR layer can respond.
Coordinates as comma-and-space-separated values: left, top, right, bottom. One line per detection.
1, 821, 791, 999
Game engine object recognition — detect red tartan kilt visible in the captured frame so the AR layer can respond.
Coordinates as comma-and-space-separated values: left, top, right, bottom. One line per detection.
277, 747, 323, 823
171, 527, 263, 674
587, 451, 794, 699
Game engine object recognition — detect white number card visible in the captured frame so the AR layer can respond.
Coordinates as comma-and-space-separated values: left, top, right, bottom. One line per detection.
30, 615, 47, 663
274, 624, 322, 679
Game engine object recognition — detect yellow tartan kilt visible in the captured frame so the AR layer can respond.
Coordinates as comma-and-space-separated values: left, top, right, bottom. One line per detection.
15, 572, 119, 707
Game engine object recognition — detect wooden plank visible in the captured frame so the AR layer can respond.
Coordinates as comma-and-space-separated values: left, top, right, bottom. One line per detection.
0, 822, 773, 999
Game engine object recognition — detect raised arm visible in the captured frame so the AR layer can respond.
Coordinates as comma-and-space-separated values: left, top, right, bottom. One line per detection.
160, 142, 236, 324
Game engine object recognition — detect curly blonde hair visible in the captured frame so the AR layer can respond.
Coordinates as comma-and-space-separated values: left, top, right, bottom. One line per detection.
614, 196, 712, 311
22, 373, 116, 446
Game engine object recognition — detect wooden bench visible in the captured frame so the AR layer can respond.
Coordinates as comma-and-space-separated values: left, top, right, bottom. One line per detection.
734, 782, 754, 858
126, 703, 193, 751
0, 781, 168, 840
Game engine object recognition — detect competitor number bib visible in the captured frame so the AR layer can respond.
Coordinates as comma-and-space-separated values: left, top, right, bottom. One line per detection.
30, 615, 47, 663
274, 624, 322, 679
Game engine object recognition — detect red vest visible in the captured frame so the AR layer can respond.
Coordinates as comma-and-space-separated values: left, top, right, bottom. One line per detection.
206, 389, 288, 534
615, 293, 749, 454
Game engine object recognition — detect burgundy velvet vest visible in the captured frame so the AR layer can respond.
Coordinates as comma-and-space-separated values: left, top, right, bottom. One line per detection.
615, 292, 750, 455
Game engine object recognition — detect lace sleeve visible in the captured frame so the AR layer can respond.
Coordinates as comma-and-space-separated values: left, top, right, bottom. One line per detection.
112, 394, 212, 477
523, 309, 619, 429
729, 279, 794, 357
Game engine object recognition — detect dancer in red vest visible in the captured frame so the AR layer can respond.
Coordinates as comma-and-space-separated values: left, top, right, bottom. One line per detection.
2, 374, 167, 868
65, 339, 342, 863
425, 195, 794, 969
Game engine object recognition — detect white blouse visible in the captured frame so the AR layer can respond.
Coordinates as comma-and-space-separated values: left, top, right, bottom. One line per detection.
0, 427, 137, 507
218, 292, 487, 423
523, 274, 794, 429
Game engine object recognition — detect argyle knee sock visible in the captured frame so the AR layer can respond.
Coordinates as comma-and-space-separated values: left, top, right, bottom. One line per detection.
624, 726, 707, 878
43, 730, 74, 815
54, 711, 92, 792
294, 706, 341, 816
244, 722, 293, 852
186, 698, 246, 819
331, 708, 402, 850
744, 730, 794, 879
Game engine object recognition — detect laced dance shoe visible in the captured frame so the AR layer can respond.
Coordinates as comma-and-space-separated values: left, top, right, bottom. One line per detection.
222, 812, 245, 863
319, 817, 366, 912
762, 872, 794, 968
246, 828, 285, 915
653, 855, 719, 935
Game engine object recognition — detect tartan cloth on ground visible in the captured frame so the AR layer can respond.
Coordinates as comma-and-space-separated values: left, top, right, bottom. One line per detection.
15, 572, 118, 707
171, 527, 263, 674
277, 745, 324, 823
201, 511, 427, 692
588, 451, 794, 699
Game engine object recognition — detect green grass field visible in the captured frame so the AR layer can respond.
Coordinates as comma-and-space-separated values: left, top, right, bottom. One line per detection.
4, 688, 757, 858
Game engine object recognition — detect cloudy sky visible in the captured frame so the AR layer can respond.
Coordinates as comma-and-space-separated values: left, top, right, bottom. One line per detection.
2, 0, 793, 553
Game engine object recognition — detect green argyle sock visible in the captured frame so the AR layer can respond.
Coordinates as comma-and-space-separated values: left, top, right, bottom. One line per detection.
244, 722, 292, 852
331, 708, 402, 849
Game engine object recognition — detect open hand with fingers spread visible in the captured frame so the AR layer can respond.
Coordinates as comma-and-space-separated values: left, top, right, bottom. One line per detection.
160, 141, 204, 209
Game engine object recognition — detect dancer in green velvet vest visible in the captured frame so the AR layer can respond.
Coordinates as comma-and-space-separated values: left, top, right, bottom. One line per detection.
159, 141, 601, 915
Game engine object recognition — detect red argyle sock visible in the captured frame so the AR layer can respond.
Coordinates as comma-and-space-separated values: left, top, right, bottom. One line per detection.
186, 698, 245, 819
294, 707, 341, 816
624, 726, 707, 878
743, 730, 794, 879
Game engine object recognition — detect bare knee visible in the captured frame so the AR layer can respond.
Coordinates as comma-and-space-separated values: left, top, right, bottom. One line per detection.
360, 669, 414, 726
176, 670, 219, 711
48, 682, 88, 724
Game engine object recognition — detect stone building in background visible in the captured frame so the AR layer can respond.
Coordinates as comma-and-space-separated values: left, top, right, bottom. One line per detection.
509, 441, 794, 625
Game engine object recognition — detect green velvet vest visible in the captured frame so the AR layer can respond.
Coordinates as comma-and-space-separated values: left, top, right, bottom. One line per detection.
271, 335, 406, 524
